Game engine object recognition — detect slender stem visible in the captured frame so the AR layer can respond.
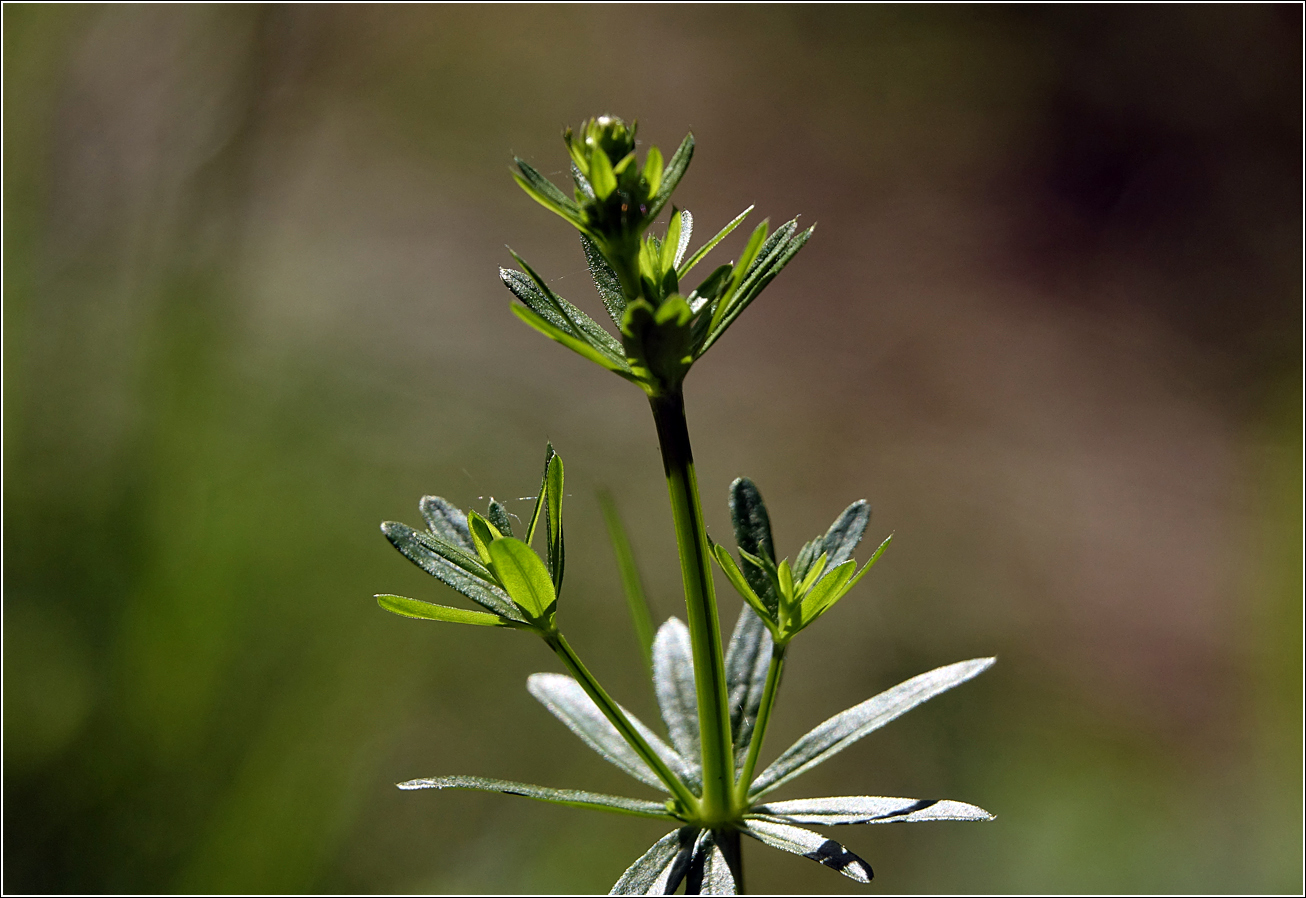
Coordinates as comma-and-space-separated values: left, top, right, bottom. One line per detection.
546, 631, 700, 812
735, 642, 786, 803
648, 390, 735, 824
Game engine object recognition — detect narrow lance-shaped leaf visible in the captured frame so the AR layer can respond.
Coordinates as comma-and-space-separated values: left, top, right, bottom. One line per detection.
419, 495, 473, 550
546, 453, 565, 593
488, 538, 555, 619
724, 604, 774, 765
513, 158, 586, 230
677, 205, 753, 278
660, 209, 682, 275
465, 510, 500, 565
610, 827, 698, 896
797, 560, 856, 624
504, 252, 628, 361
700, 224, 814, 354
709, 220, 769, 336
713, 543, 774, 626
740, 819, 873, 883
645, 132, 694, 223
685, 829, 737, 895
398, 775, 675, 820
524, 443, 556, 547
804, 534, 893, 627
728, 477, 778, 609
581, 234, 627, 326
752, 795, 994, 826
380, 521, 523, 621
404, 524, 493, 581
599, 490, 656, 671
652, 618, 701, 784
511, 304, 639, 382
376, 594, 518, 628
673, 209, 693, 268
589, 145, 618, 199
821, 500, 870, 567
750, 658, 996, 798
486, 499, 514, 538
641, 145, 664, 198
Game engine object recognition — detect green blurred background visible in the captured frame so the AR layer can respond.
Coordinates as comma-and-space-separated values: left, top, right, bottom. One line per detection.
4, 4, 1301, 893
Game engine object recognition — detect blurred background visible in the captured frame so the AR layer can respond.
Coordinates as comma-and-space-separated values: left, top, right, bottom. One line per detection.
3, 4, 1301, 893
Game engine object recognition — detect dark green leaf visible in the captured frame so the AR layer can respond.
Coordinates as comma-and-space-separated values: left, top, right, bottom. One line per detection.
728, 478, 778, 610
511, 305, 639, 382
381, 522, 522, 620
599, 490, 655, 672
646, 132, 693, 223
488, 538, 555, 619
751, 795, 994, 826
405, 525, 492, 581
375, 595, 517, 628
725, 605, 774, 765
739, 819, 873, 883
524, 445, 555, 547
821, 500, 870, 568
652, 618, 701, 787
609, 827, 698, 895
581, 234, 627, 325
749, 658, 996, 798
487, 499, 514, 539
502, 255, 627, 361
419, 495, 473, 551
685, 830, 737, 895
677, 205, 753, 278
700, 224, 813, 354
398, 775, 675, 819
546, 452, 565, 593
515, 158, 580, 213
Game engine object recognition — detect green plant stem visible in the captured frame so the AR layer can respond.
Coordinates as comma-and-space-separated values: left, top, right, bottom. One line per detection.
545, 631, 700, 812
649, 389, 736, 825
736, 642, 786, 803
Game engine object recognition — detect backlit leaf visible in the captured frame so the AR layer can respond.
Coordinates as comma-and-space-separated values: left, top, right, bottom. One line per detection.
739, 819, 872, 883
488, 538, 555, 619
376, 595, 517, 628
398, 775, 674, 819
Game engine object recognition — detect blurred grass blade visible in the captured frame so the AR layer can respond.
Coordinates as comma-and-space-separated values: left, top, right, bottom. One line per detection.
488, 538, 555, 619
651, 618, 701, 785
610, 827, 698, 895
821, 500, 870, 567
739, 819, 873, 883
598, 490, 656, 670
581, 234, 627, 325
397, 775, 676, 819
751, 795, 994, 825
375, 595, 517, 628
724, 605, 774, 765
685, 829, 737, 895
419, 495, 473, 550
749, 658, 996, 799
380, 522, 522, 621
678, 205, 753, 278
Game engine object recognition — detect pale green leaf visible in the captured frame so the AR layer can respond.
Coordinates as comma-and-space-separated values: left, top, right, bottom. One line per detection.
488, 538, 555, 619
739, 819, 872, 883
398, 775, 675, 819
751, 795, 994, 826
376, 595, 517, 628
677, 205, 753, 278
609, 827, 697, 895
652, 618, 701, 787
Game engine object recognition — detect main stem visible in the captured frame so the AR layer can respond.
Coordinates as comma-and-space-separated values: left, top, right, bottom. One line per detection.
649, 390, 736, 825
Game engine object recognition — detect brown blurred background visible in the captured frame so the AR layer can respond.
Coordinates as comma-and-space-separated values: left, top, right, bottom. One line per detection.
4, 4, 1301, 893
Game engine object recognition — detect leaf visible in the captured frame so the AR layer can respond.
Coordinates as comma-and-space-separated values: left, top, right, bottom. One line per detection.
749, 658, 997, 798
641, 145, 664, 199
527, 673, 690, 792
712, 543, 773, 626
513, 161, 586, 231
610, 827, 698, 895
652, 618, 700, 783
419, 495, 473, 550
511, 305, 639, 382
677, 205, 753, 278
673, 210, 693, 268
751, 795, 994, 826
502, 257, 627, 361
404, 525, 493, 581
375, 595, 518, 627
660, 209, 682, 275
797, 560, 856, 624
739, 819, 872, 883
728, 478, 778, 610
724, 605, 774, 766
380, 522, 523, 621
791, 536, 824, 583
599, 491, 656, 672
488, 538, 555, 619
524, 444, 556, 547
397, 775, 675, 819
465, 511, 500, 565
571, 161, 594, 201
581, 234, 627, 325
708, 220, 768, 336
821, 500, 870, 568
685, 830, 737, 895
795, 551, 829, 596
546, 452, 565, 593
645, 132, 693, 223
589, 146, 618, 198
700, 224, 814, 354
486, 499, 514, 539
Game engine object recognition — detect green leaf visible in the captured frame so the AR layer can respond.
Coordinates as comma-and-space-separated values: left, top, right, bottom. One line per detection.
713, 543, 774, 625
797, 560, 856, 625
687, 264, 732, 314
841, 532, 892, 595
513, 161, 587, 231
749, 658, 996, 798
739, 819, 873, 883
791, 536, 824, 583
724, 605, 774, 766
795, 551, 829, 596
646, 132, 693, 223
465, 510, 500, 565
777, 559, 795, 605
821, 500, 870, 568
589, 145, 618, 199
728, 477, 778, 609
511, 304, 639, 382
598, 490, 655, 672
610, 827, 698, 895
660, 209, 682, 274
700, 223, 814, 354
641, 145, 664, 198
580, 234, 627, 325
546, 452, 565, 593
419, 495, 473, 551
376, 595, 517, 628
751, 795, 994, 826
524, 444, 556, 548
651, 618, 701, 788
486, 499, 514, 539
398, 775, 676, 820
488, 538, 555, 619
571, 161, 594, 201
673, 210, 693, 268
527, 673, 689, 792
502, 255, 627, 361
677, 205, 753, 278
686, 829, 737, 895
405, 526, 494, 581
380, 522, 522, 621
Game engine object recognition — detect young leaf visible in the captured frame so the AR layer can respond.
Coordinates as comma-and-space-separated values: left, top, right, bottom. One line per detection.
641, 145, 664, 198
398, 775, 676, 820
486, 499, 514, 539
376, 595, 517, 628
465, 510, 500, 565
652, 618, 701, 779
524, 444, 556, 548
660, 209, 682, 275
546, 451, 565, 593
589, 146, 618, 199
488, 538, 555, 619
795, 551, 829, 596
527, 673, 684, 792
419, 495, 473, 550
797, 559, 856, 625
380, 521, 523, 621
751, 795, 994, 826
724, 605, 774, 765
513, 161, 586, 231
673, 209, 693, 269
581, 234, 627, 325
708, 220, 769, 335
821, 500, 870, 568
598, 491, 656, 671
749, 658, 997, 798
677, 205, 753, 278
511, 304, 639, 382
645, 132, 694, 223
610, 827, 698, 896
739, 819, 873, 883
685, 829, 737, 895
700, 224, 814, 354
713, 543, 774, 625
